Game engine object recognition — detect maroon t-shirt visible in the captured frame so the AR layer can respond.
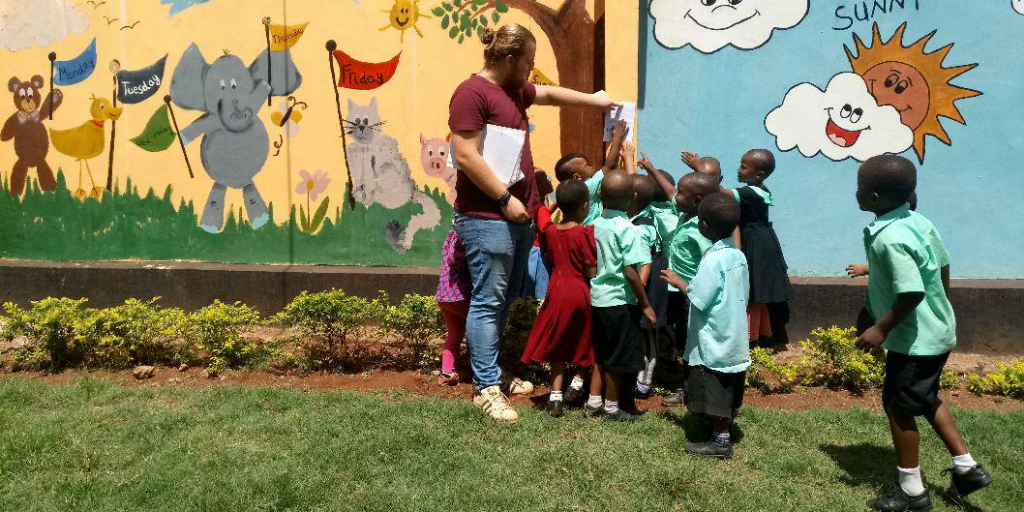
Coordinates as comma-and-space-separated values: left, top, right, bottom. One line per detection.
448, 75, 540, 220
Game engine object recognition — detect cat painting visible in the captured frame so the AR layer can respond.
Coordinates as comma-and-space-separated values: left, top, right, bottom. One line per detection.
345, 98, 440, 252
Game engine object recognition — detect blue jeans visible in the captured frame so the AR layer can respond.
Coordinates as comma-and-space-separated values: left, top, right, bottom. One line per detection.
454, 213, 534, 392
524, 245, 552, 300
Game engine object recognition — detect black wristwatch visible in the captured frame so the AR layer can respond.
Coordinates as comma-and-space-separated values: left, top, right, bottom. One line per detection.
497, 190, 512, 207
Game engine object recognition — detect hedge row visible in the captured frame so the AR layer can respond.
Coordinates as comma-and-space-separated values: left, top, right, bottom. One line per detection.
2, 295, 1022, 399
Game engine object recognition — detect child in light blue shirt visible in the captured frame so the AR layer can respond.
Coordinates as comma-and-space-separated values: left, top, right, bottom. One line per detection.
662, 193, 749, 459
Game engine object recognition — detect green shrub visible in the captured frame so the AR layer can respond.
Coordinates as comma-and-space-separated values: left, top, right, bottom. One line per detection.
76, 298, 186, 369
940, 369, 961, 391
966, 359, 1024, 398
499, 298, 542, 380
9, 345, 49, 372
246, 338, 300, 374
378, 293, 445, 370
1, 298, 91, 371
279, 289, 379, 371
749, 347, 801, 394
179, 301, 261, 370
966, 372, 989, 395
800, 326, 885, 392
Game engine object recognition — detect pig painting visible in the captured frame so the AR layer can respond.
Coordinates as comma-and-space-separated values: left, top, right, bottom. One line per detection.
419, 133, 456, 205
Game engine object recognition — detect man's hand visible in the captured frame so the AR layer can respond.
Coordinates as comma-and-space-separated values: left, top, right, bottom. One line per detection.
592, 91, 619, 112
856, 324, 887, 350
661, 269, 686, 290
642, 305, 657, 326
681, 151, 700, 170
501, 195, 529, 223
846, 264, 869, 278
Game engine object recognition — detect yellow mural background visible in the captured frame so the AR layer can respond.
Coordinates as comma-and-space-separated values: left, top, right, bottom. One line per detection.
1, 1, 636, 225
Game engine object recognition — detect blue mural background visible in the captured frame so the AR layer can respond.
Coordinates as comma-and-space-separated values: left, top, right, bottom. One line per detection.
639, 0, 1024, 278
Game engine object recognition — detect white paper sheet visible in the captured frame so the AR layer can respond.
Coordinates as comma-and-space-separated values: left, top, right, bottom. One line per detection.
451, 124, 526, 187
604, 101, 636, 142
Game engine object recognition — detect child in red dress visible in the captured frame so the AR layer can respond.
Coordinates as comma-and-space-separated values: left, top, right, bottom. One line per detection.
521, 179, 598, 417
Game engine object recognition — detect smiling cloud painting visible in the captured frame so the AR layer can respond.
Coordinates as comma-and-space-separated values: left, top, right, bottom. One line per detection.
650, 0, 808, 53
765, 73, 913, 162
0, 0, 89, 51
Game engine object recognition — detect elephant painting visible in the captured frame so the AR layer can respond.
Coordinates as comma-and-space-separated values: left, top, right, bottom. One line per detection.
170, 44, 302, 232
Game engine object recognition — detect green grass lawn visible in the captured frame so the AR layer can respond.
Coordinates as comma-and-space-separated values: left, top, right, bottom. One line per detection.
1, 377, 1021, 512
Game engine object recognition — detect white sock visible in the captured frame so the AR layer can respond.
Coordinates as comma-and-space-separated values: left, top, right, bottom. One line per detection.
570, 376, 585, 391
550, 391, 563, 402
636, 381, 652, 393
952, 453, 977, 474
604, 400, 619, 414
898, 466, 926, 497
586, 395, 603, 408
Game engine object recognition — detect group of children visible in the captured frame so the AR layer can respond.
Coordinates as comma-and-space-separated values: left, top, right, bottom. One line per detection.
433, 123, 991, 509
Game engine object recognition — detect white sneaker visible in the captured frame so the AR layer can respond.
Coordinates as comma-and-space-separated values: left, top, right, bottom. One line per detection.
473, 385, 519, 422
502, 376, 534, 396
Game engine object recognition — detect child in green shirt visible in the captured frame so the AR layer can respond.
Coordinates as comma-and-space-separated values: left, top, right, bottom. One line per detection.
587, 169, 657, 422
855, 155, 990, 511
553, 120, 629, 226
643, 161, 720, 407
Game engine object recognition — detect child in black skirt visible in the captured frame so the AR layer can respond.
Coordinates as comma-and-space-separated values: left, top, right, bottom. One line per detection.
854, 156, 990, 511
662, 193, 750, 459
723, 149, 793, 347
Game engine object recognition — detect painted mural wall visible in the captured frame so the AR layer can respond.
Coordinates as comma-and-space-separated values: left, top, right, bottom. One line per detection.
0, 0, 625, 267
640, 0, 1024, 279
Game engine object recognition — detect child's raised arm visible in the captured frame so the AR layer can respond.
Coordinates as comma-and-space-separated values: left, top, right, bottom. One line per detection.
602, 119, 628, 173
680, 151, 700, 171
641, 151, 677, 203
620, 142, 637, 174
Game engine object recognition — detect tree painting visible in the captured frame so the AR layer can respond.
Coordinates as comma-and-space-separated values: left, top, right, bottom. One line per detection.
431, 0, 601, 161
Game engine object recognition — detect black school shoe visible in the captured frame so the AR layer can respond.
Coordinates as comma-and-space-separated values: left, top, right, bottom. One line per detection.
945, 465, 992, 504
583, 402, 603, 418
603, 408, 639, 422
546, 399, 564, 418
634, 385, 653, 400
684, 440, 733, 459
868, 486, 933, 512
662, 389, 685, 407
563, 386, 585, 407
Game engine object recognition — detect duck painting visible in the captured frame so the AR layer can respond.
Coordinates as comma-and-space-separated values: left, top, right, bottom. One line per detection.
49, 96, 123, 199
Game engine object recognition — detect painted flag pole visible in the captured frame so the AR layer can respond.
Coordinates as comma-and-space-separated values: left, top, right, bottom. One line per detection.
263, 17, 273, 107
164, 95, 195, 179
326, 40, 356, 211
106, 60, 120, 191
47, 52, 56, 120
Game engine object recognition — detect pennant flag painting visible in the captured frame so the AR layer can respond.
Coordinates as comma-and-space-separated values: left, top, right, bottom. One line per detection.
131, 104, 176, 152
269, 23, 309, 52
332, 50, 401, 90
117, 55, 168, 105
53, 38, 97, 86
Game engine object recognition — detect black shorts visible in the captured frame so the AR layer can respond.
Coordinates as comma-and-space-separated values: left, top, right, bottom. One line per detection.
591, 305, 645, 374
667, 292, 690, 356
883, 351, 950, 417
685, 365, 746, 419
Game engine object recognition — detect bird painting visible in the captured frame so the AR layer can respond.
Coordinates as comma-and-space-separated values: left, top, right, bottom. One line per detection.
49, 96, 122, 199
